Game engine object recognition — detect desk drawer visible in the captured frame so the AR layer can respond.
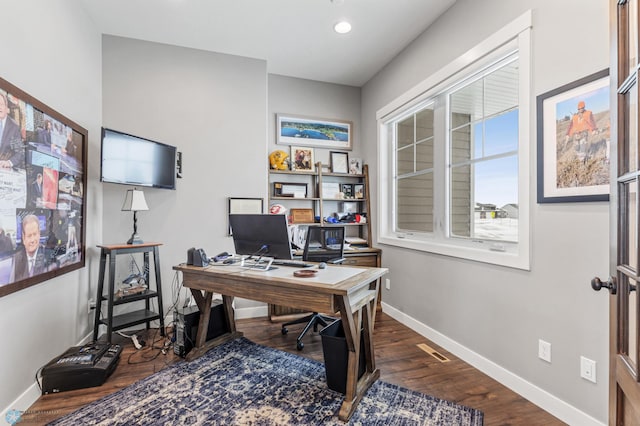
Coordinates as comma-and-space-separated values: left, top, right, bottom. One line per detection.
342, 254, 378, 267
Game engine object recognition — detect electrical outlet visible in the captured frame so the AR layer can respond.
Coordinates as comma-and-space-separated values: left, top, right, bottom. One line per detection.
538, 339, 551, 363
385, 278, 391, 290
580, 356, 596, 383
88, 298, 96, 314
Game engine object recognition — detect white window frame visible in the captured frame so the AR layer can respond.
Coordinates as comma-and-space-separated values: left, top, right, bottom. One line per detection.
376, 11, 532, 270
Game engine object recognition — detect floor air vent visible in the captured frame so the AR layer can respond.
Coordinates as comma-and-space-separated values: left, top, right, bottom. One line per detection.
417, 343, 450, 363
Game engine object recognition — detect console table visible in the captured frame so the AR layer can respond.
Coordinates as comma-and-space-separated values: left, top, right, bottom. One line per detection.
173, 262, 388, 421
93, 242, 165, 343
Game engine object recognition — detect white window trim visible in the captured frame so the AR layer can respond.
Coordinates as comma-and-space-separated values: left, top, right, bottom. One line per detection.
376, 11, 532, 270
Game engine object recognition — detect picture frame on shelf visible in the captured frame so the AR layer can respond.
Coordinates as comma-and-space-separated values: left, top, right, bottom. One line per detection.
330, 151, 349, 174
277, 113, 352, 150
340, 201, 358, 214
291, 146, 315, 172
273, 182, 307, 198
321, 182, 341, 199
537, 68, 610, 203
341, 183, 354, 198
290, 208, 315, 224
354, 183, 364, 199
349, 158, 362, 174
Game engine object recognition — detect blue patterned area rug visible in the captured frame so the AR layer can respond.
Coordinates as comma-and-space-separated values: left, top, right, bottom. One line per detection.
48, 337, 483, 425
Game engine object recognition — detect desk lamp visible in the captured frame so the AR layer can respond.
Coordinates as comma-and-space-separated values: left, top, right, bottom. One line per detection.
122, 189, 149, 244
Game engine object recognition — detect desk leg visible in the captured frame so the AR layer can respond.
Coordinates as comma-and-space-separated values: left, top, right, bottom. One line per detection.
92, 249, 107, 341
336, 286, 380, 421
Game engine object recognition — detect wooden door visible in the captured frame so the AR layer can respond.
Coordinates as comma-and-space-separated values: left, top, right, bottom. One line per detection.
601, 1, 640, 423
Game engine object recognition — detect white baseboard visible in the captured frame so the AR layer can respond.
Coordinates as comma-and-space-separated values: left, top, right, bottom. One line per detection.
1, 386, 42, 424
381, 302, 605, 426
235, 304, 268, 320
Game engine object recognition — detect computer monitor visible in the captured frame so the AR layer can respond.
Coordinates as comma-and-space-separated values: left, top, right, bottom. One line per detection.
229, 214, 293, 260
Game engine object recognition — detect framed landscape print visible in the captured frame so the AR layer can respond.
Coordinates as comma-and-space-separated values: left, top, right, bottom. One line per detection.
277, 113, 352, 150
0, 76, 87, 298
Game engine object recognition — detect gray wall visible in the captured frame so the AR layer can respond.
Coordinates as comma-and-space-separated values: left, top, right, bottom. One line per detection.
101, 36, 268, 311
0, 0, 103, 414
362, 0, 609, 423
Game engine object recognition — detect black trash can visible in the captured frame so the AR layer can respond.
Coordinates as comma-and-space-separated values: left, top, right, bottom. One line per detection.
320, 319, 366, 394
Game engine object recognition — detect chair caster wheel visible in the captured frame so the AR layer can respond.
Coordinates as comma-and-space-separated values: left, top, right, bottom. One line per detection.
281, 327, 288, 335
297, 341, 304, 350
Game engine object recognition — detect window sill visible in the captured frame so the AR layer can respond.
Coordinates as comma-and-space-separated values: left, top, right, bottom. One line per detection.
377, 234, 530, 271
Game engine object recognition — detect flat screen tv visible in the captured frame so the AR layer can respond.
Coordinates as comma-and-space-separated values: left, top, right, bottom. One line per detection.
100, 128, 177, 190
229, 214, 293, 260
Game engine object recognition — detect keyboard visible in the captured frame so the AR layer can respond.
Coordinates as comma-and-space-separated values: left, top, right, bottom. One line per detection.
271, 259, 314, 268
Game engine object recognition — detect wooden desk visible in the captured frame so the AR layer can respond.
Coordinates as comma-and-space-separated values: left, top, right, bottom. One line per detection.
173, 262, 388, 421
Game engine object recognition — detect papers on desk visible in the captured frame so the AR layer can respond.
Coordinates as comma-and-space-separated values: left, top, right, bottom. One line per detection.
345, 237, 367, 245
241, 263, 367, 285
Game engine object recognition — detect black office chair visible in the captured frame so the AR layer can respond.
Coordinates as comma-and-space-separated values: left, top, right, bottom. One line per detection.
281, 226, 345, 350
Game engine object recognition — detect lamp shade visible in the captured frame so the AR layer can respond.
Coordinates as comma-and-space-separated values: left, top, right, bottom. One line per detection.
121, 189, 149, 212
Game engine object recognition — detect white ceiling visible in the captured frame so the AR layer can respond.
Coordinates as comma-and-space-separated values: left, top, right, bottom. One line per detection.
78, 0, 456, 87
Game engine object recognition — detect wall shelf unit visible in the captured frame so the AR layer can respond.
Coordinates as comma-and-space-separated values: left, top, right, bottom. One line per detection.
268, 162, 372, 247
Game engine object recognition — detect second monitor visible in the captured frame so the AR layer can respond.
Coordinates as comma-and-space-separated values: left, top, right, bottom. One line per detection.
229, 214, 293, 260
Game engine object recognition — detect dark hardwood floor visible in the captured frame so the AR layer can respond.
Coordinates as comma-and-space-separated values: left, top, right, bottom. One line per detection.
25, 312, 565, 425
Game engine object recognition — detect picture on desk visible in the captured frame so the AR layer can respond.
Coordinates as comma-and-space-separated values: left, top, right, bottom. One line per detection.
0, 76, 87, 298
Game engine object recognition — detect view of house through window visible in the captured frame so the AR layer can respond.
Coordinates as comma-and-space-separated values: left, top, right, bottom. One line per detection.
449, 57, 519, 242
394, 54, 519, 244
396, 105, 434, 233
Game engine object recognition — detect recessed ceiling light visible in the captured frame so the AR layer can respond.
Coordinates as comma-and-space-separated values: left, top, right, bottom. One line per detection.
334, 21, 352, 34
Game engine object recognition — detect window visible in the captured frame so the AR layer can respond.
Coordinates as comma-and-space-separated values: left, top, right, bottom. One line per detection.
377, 12, 531, 269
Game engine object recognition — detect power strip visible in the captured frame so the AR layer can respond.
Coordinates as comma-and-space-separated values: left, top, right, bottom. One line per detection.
132, 335, 143, 350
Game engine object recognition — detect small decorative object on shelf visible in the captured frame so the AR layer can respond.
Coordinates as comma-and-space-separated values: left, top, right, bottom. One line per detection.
270, 204, 287, 214
354, 183, 364, 199
269, 150, 290, 170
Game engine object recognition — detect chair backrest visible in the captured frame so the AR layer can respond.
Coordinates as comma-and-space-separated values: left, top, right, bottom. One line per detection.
302, 226, 345, 263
